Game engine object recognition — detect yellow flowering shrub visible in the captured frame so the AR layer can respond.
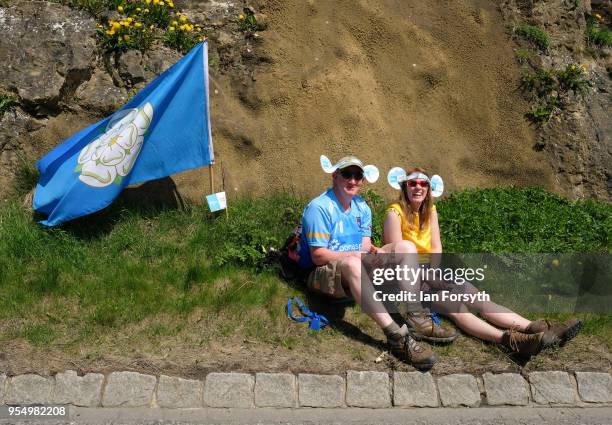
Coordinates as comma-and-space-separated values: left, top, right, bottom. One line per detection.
237, 8, 257, 32
99, 17, 155, 51
163, 18, 204, 53
93, 0, 204, 53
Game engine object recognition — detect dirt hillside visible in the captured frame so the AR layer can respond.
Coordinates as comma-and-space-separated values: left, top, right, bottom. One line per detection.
194, 0, 555, 200
0, 0, 561, 202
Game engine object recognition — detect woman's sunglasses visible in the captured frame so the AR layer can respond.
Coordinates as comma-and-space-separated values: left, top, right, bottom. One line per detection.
339, 169, 364, 181
407, 179, 429, 188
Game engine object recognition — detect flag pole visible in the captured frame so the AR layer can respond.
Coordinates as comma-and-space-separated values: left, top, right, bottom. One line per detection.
221, 161, 228, 218
209, 162, 215, 194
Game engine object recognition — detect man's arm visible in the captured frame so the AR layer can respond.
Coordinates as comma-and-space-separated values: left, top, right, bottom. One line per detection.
310, 246, 361, 266
361, 236, 377, 253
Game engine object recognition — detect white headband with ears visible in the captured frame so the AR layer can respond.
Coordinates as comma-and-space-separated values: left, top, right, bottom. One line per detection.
320, 155, 380, 183
387, 167, 444, 197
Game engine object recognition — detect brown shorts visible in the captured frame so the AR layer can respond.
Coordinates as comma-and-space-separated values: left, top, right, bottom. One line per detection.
306, 260, 350, 299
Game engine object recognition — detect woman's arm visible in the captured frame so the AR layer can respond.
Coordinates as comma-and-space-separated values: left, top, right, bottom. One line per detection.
383, 211, 403, 245
430, 208, 443, 253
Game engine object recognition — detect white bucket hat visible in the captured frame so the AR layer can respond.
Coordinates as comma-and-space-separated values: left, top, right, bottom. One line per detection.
320, 155, 379, 183
387, 166, 444, 197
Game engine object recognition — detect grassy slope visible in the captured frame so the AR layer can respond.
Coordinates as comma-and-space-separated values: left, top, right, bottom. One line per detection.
0, 188, 610, 373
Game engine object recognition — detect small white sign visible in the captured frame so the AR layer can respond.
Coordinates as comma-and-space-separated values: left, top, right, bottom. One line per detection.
206, 191, 227, 212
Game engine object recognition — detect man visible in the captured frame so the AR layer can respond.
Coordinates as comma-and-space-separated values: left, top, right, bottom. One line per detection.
297, 155, 438, 369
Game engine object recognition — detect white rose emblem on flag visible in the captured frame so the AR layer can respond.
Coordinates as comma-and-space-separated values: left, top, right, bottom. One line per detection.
76, 103, 153, 187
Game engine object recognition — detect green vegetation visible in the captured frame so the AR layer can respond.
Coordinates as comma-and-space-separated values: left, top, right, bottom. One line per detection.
98, 17, 157, 52
525, 103, 555, 124
514, 23, 550, 51
0, 194, 300, 349
514, 48, 532, 64
362, 188, 386, 247
586, 15, 612, 48
12, 156, 40, 198
51, 0, 205, 53
114, 0, 173, 27
53, 0, 170, 18
557, 63, 589, 92
162, 20, 203, 54
0, 93, 16, 118
520, 63, 589, 124
0, 188, 610, 352
237, 8, 258, 33
436, 187, 610, 252
51, 0, 113, 15
98, 2, 204, 53
520, 69, 555, 98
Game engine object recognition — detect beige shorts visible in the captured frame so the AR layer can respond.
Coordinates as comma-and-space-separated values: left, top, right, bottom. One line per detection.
306, 260, 350, 299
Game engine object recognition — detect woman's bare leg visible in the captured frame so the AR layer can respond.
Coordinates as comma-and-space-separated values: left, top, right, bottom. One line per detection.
458, 282, 533, 331
445, 311, 504, 343
481, 311, 532, 331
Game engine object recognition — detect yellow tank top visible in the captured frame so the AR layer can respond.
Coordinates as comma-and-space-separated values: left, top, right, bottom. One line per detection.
386, 203, 436, 254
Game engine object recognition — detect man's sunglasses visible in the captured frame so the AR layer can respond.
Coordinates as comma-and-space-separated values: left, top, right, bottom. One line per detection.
339, 169, 364, 181
407, 179, 429, 188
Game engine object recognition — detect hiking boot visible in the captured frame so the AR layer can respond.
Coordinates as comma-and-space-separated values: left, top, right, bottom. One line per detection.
388, 324, 438, 370
501, 328, 544, 357
525, 318, 582, 346
404, 312, 459, 343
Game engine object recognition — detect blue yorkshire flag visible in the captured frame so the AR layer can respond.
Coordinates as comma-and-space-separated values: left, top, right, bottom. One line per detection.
33, 42, 214, 226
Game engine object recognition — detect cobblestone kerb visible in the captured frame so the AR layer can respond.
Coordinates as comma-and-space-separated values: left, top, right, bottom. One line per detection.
529, 371, 578, 405
0, 370, 609, 409
437, 374, 481, 407
102, 371, 156, 407
483, 372, 530, 406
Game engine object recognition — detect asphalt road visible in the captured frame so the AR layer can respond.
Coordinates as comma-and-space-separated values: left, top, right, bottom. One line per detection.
1, 407, 611, 425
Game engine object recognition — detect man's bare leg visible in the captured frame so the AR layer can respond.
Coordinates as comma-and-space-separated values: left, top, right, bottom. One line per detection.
336, 254, 438, 369
337, 255, 394, 327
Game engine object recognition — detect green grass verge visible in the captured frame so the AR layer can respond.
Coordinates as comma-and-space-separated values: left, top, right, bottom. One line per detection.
367, 187, 610, 253
436, 187, 610, 252
0, 188, 610, 350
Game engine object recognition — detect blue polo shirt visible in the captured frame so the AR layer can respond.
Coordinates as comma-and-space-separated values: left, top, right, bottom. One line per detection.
298, 188, 372, 269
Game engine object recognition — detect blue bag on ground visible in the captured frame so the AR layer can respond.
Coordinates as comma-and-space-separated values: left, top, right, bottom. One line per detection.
286, 296, 329, 331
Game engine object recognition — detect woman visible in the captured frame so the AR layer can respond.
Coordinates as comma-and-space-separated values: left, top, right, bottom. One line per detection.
382, 167, 582, 357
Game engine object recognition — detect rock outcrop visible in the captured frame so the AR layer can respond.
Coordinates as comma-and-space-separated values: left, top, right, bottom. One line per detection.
500, 0, 611, 200
0, 1, 99, 197
0, 1, 96, 116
